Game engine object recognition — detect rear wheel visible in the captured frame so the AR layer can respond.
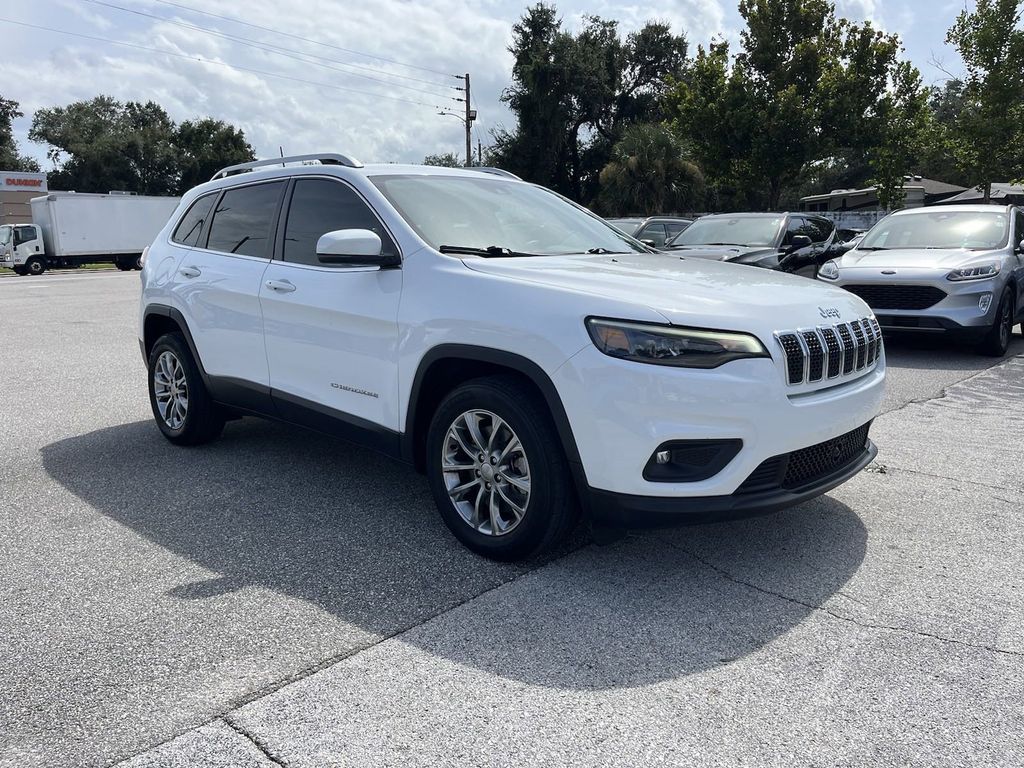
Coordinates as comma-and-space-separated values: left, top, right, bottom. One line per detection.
425, 375, 577, 561
978, 286, 1014, 357
147, 332, 225, 445
25, 257, 45, 276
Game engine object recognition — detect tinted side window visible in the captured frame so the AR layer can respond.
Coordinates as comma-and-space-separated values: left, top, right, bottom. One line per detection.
664, 221, 688, 241
808, 217, 833, 242
13, 226, 35, 246
205, 182, 285, 258
282, 178, 397, 266
171, 193, 217, 247
638, 222, 668, 247
782, 217, 806, 245
1015, 210, 1024, 244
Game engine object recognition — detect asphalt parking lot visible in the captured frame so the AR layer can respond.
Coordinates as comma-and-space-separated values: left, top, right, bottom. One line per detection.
1, 270, 1022, 767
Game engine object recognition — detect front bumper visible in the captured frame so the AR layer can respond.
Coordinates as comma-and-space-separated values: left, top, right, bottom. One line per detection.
588, 438, 876, 527
552, 345, 885, 501
827, 268, 1003, 331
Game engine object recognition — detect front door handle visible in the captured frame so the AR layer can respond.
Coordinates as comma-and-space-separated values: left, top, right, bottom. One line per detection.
179, 266, 201, 278
265, 279, 296, 293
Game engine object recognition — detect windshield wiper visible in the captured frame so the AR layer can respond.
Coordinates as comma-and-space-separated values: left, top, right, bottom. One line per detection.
438, 244, 543, 258
586, 247, 631, 254
856, 246, 889, 251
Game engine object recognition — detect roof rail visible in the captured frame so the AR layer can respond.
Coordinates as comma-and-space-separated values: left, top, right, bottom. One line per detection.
466, 166, 521, 180
211, 153, 363, 181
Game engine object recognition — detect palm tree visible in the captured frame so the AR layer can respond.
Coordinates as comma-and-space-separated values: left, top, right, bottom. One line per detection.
599, 123, 704, 215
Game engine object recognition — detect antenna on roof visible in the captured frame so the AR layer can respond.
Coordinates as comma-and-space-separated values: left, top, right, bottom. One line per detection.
279, 146, 285, 167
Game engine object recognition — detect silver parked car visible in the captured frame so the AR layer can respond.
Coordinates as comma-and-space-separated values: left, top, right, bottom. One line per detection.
818, 205, 1024, 355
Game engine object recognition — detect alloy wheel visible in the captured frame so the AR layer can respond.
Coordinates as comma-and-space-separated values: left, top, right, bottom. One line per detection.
153, 350, 189, 430
441, 409, 531, 536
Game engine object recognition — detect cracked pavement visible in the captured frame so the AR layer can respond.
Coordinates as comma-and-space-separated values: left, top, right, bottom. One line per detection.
1, 271, 1022, 767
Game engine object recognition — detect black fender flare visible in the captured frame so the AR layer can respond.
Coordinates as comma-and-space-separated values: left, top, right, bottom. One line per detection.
402, 344, 590, 510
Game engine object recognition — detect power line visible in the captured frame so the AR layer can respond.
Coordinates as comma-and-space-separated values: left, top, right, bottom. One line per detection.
0, 18, 446, 110
81, 0, 460, 101
150, 0, 459, 79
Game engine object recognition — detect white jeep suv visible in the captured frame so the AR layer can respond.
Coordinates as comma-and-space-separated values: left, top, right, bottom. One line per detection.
139, 154, 885, 560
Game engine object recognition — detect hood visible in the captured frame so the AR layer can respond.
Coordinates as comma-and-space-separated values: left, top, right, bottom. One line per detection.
665, 244, 776, 262
839, 247, 1001, 269
462, 252, 870, 331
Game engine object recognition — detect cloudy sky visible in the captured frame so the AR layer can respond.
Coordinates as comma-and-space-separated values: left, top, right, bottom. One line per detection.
4, 0, 969, 170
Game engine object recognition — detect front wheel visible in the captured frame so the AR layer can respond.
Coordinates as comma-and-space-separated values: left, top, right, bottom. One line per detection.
147, 332, 225, 445
977, 287, 1014, 357
425, 375, 578, 561
25, 257, 45, 276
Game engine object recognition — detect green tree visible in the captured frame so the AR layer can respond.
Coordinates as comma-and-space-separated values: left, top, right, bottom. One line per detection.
944, 0, 1024, 201
422, 152, 463, 167
0, 96, 39, 172
598, 123, 704, 215
491, 4, 687, 205
868, 62, 930, 209
174, 118, 255, 193
29, 96, 255, 195
666, 0, 923, 211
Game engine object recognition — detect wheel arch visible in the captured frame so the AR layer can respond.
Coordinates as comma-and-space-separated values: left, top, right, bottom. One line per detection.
403, 345, 589, 505
142, 304, 209, 383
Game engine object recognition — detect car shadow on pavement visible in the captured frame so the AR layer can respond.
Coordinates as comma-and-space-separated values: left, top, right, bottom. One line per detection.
41, 418, 866, 690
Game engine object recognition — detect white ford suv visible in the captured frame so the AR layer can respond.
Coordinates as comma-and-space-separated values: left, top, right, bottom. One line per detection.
139, 154, 885, 560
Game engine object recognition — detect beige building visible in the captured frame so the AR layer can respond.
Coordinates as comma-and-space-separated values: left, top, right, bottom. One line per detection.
1, 171, 48, 225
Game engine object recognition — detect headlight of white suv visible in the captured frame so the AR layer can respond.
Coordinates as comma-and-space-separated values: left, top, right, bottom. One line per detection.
818, 259, 840, 280
586, 318, 769, 369
947, 263, 1000, 281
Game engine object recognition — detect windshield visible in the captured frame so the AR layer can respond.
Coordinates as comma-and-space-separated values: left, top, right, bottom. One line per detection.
0, 226, 10, 246
669, 216, 782, 247
859, 210, 1009, 250
370, 175, 647, 255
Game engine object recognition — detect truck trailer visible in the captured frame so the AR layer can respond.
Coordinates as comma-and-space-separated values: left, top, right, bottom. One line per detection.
0, 192, 179, 275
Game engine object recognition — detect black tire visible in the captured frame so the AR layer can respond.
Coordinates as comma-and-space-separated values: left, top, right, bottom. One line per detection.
25, 257, 45, 275
115, 258, 133, 271
147, 332, 225, 445
425, 375, 577, 561
133, 255, 144, 270
978, 286, 1014, 357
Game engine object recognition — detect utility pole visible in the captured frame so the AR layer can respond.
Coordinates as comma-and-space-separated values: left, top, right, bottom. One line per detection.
478, 139, 483, 166
456, 73, 476, 167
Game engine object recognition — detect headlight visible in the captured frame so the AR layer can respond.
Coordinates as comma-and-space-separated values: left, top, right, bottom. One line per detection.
818, 259, 839, 280
947, 263, 1000, 281
586, 318, 769, 369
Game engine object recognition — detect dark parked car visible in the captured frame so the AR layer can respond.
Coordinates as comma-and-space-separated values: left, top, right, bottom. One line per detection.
607, 216, 693, 248
663, 212, 836, 277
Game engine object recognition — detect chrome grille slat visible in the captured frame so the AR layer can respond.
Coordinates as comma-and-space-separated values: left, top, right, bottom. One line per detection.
775, 316, 879, 387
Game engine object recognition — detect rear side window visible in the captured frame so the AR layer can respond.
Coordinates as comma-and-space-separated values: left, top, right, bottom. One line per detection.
282, 178, 397, 266
171, 193, 217, 247
205, 182, 285, 258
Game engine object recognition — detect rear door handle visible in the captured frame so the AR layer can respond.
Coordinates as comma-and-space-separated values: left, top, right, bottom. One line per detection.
179, 266, 201, 278
265, 279, 296, 293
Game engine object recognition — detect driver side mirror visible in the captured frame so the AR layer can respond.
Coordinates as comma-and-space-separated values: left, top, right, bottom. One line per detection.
316, 229, 399, 267
787, 235, 813, 253
1016, 238, 1024, 255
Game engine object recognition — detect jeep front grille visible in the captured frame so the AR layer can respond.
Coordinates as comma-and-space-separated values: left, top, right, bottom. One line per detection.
775, 317, 882, 387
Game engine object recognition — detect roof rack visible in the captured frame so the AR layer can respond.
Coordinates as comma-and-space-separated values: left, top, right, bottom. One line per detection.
211, 153, 363, 181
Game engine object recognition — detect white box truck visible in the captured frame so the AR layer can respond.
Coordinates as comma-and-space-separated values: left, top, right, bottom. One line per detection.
0, 192, 179, 275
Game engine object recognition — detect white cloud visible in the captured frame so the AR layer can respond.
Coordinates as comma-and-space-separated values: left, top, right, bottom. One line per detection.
2, 0, 946, 173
